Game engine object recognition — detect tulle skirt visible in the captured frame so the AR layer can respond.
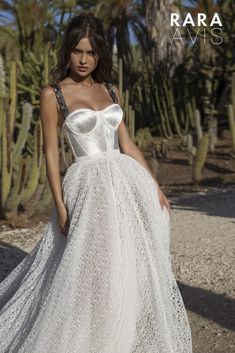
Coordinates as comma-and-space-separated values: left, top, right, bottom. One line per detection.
0, 150, 192, 353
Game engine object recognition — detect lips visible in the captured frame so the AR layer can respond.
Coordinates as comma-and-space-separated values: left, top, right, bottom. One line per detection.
78, 67, 88, 71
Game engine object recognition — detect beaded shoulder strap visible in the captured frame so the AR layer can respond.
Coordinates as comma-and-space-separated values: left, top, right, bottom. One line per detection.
50, 83, 69, 119
50, 81, 118, 119
103, 82, 119, 104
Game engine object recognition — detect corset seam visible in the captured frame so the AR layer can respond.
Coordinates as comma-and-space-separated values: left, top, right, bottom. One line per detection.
64, 129, 77, 158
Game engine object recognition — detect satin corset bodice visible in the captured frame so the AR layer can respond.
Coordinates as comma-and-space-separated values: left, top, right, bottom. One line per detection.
62, 103, 123, 158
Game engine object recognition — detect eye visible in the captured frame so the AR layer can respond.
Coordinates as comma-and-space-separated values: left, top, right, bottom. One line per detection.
73, 48, 82, 54
72, 49, 96, 56
88, 50, 96, 56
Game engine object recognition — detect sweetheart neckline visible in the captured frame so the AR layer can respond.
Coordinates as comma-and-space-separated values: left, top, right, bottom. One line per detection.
61, 103, 124, 135
62, 103, 122, 128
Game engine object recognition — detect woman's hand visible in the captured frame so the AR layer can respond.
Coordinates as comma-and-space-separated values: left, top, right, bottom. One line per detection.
57, 203, 70, 237
155, 184, 171, 212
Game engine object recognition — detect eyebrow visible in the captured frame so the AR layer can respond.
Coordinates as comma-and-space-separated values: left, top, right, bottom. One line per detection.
74, 48, 94, 51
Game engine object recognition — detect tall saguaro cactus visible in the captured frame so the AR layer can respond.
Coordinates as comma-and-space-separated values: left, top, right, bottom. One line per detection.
0, 60, 16, 207
228, 72, 235, 156
118, 57, 136, 141
228, 104, 235, 154
0, 53, 54, 219
193, 133, 209, 183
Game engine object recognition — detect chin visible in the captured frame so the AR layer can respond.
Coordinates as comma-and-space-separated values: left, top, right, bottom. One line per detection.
77, 71, 91, 77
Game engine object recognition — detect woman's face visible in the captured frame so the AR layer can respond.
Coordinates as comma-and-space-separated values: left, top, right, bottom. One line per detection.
69, 37, 98, 77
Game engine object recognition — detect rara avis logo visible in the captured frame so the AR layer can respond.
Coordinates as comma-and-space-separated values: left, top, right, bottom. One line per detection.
170, 12, 223, 45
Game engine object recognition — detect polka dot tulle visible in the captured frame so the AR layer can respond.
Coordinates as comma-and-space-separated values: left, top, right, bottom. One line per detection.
0, 152, 192, 353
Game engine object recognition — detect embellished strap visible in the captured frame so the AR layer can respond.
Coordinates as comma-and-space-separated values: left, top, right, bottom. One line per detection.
50, 83, 69, 119
50, 81, 118, 119
103, 82, 119, 104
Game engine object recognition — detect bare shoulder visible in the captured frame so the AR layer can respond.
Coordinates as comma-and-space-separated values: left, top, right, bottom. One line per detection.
40, 84, 56, 101
40, 84, 59, 115
40, 84, 60, 128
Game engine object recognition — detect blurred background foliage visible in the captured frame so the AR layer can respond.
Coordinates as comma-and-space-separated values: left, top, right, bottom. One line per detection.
0, 0, 235, 220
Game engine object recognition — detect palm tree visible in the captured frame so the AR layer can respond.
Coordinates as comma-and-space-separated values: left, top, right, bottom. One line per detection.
144, 0, 184, 74
0, 0, 83, 60
94, 0, 151, 80
184, 0, 218, 15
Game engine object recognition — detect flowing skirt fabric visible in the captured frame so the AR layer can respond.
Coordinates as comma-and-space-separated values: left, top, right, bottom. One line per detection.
0, 152, 192, 353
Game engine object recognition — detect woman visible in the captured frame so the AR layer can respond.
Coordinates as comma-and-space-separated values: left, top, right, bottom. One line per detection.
0, 13, 192, 353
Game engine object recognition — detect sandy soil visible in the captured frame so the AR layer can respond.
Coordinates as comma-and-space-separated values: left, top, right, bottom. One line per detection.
0, 185, 234, 353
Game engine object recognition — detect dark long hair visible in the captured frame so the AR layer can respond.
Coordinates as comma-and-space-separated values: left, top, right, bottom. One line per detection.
50, 13, 113, 84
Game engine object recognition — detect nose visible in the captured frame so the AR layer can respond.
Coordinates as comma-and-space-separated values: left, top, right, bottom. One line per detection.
79, 53, 87, 65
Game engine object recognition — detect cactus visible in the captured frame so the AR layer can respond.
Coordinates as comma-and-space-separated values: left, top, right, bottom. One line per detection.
4, 103, 33, 212
13, 102, 32, 161
0, 26, 64, 217
153, 86, 173, 139
186, 101, 196, 128
128, 107, 135, 141
0, 108, 12, 207
186, 134, 196, 166
20, 121, 43, 205
208, 115, 218, 152
195, 109, 203, 142
228, 104, 235, 154
160, 139, 169, 159
0, 61, 17, 208
232, 72, 235, 115
9, 61, 17, 134
118, 57, 123, 100
229, 72, 235, 156
134, 128, 153, 148
4, 160, 26, 214
166, 82, 184, 137
118, 58, 136, 141
0, 55, 7, 173
43, 44, 50, 86
151, 71, 196, 138
193, 133, 209, 182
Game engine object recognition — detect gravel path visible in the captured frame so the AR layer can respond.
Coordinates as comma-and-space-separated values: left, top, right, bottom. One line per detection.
169, 185, 235, 353
0, 185, 234, 353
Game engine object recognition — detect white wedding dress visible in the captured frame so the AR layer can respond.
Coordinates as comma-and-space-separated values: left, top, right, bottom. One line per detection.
0, 82, 193, 353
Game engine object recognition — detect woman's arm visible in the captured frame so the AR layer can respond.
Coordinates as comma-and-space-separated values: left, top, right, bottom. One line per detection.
40, 86, 70, 236
40, 86, 64, 210
113, 85, 170, 211
113, 85, 160, 188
